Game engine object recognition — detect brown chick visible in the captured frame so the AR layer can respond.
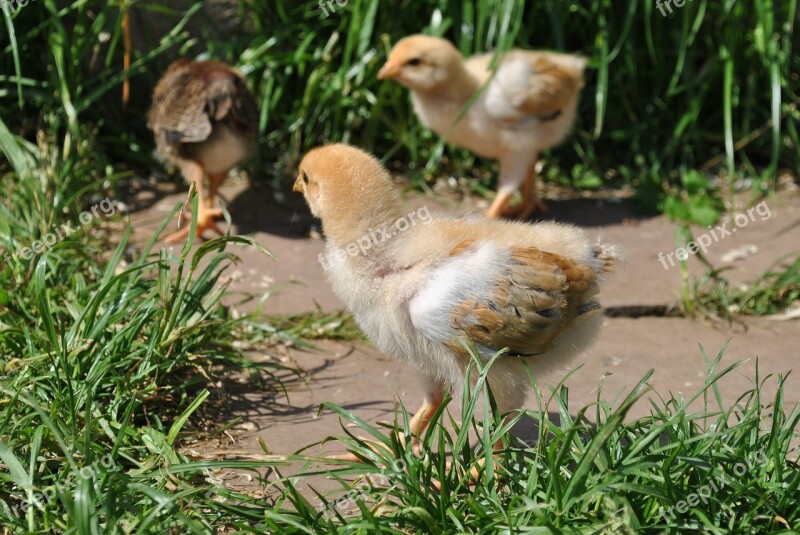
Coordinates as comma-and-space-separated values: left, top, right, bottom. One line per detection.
148, 59, 258, 242
378, 35, 586, 219
293, 144, 618, 470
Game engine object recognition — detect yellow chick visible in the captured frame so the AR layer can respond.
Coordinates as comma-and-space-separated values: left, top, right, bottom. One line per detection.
148, 59, 258, 242
293, 144, 618, 462
378, 35, 586, 219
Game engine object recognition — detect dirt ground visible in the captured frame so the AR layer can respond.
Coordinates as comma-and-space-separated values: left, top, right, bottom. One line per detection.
128, 175, 799, 498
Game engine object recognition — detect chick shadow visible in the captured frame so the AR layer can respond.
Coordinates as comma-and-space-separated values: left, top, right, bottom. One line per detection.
207, 356, 341, 431
225, 181, 316, 239
207, 348, 413, 435
115, 173, 187, 215
523, 196, 654, 228
507, 411, 560, 446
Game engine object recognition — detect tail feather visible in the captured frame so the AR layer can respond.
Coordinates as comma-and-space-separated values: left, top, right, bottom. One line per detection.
593, 243, 620, 275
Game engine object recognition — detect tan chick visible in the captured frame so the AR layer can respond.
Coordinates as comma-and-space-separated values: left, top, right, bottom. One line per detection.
378, 35, 586, 219
148, 59, 258, 242
293, 144, 618, 466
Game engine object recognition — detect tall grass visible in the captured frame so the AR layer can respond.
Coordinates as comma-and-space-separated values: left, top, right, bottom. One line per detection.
0, 1, 798, 532
202, 0, 799, 211
1, 160, 288, 531
3, 1, 798, 214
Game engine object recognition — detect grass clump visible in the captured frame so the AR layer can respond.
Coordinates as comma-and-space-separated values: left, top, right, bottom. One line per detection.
670, 222, 800, 322
269, 347, 799, 533
0, 194, 288, 532
688, 254, 800, 322
265, 307, 365, 344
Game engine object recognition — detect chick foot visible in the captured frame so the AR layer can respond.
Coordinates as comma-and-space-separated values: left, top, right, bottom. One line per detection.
324, 430, 424, 464
164, 206, 224, 243
500, 196, 549, 220
427, 441, 507, 491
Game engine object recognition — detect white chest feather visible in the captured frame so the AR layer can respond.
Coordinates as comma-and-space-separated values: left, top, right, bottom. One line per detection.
198, 128, 249, 175
407, 243, 505, 344
411, 93, 504, 158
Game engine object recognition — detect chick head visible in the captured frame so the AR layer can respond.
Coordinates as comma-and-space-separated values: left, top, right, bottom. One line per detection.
294, 144, 401, 236
378, 34, 462, 91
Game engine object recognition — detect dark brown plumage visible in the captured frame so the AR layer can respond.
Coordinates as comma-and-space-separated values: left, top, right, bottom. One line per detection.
148, 59, 258, 242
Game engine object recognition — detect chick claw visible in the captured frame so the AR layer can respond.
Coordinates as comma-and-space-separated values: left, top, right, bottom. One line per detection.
326, 432, 500, 491
500, 197, 549, 220
164, 207, 224, 243
324, 431, 418, 464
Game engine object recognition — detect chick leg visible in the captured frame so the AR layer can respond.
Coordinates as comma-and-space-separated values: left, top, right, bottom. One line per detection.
484, 190, 514, 218
516, 159, 548, 219
165, 162, 223, 243
406, 383, 447, 453
196, 170, 227, 234
206, 171, 228, 210
485, 157, 538, 219
498, 158, 548, 220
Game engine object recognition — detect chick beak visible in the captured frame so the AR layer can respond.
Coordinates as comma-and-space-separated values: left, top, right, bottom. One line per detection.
377, 61, 401, 80
292, 178, 303, 193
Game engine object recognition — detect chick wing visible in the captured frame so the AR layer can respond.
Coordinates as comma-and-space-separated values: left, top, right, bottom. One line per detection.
483, 51, 587, 124
409, 239, 614, 358
148, 61, 256, 147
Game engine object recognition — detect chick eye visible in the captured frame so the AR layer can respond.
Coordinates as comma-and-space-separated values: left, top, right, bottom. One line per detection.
407, 58, 422, 67
302, 172, 309, 184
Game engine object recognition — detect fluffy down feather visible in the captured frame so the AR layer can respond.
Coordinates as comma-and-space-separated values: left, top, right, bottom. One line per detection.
294, 144, 618, 419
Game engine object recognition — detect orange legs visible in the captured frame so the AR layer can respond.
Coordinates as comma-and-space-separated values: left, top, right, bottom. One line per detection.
515, 161, 549, 219
326, 382, 448, 462
164, 165, 226, 243
407, 384, 446, 451
484, 157, 548, 220
484, 190, 515, 219
207, 172, 227, 210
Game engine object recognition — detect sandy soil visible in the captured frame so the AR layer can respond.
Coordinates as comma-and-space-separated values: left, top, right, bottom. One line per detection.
126, 176, 800, 501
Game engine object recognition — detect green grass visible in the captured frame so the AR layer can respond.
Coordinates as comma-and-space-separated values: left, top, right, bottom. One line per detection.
686, 253, 800, 322
0, 1, 798, 532
2, 1, 798, 217
283, 347, 800, 533
0, 194, 290, 532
